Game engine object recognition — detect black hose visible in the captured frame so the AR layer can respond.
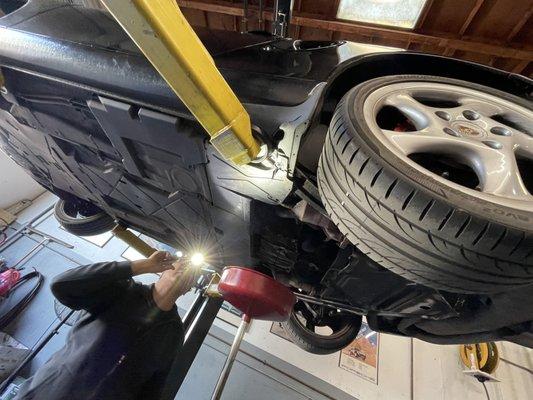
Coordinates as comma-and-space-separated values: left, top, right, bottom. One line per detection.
0, 270, 43, 329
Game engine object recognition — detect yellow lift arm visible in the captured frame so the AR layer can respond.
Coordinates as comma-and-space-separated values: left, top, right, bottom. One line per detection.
100, 0, 260, 165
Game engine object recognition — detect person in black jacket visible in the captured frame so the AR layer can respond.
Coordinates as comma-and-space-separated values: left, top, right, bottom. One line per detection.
16, 251, 198, 400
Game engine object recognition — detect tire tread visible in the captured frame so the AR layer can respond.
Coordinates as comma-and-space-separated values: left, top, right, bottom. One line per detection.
317, 75, 533, 293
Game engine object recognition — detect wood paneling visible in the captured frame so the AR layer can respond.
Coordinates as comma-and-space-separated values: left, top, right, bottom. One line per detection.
522, 61, 533, 76
206, 11, 236, 30
181, 8, 209, 27
510, 14, 533, 45
463, 0, 532, 40
418, 0, 479, 34
298, 26, 332, 40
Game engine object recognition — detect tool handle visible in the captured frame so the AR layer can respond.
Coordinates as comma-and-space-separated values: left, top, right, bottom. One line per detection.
210, 315, 249, 400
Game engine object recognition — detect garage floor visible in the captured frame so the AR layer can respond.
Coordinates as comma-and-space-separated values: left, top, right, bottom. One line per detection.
0, 193, 355, 400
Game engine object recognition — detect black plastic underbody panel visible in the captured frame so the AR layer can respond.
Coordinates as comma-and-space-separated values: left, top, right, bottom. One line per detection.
0, 72, 231, 259
0, 65, 322, 266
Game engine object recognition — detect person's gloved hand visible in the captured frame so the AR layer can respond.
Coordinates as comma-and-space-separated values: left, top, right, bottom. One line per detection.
131, 251, 176, 275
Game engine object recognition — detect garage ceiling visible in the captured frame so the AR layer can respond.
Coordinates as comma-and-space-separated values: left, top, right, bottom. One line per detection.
177, 0, 533, 77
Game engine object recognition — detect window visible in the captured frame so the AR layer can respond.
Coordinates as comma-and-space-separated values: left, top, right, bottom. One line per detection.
337, 0, 428, 29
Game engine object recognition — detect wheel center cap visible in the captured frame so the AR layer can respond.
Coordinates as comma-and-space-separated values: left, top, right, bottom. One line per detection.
452, 122, 485, 138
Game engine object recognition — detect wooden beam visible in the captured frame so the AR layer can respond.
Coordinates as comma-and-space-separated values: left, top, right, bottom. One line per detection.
414, 0, 434, 30
330, 0, 342, 20
178, 1, 245, 17
507, 9, 532, 42
177, 0, 533, 61
443, 48, 456, 57
512, 59, 530, 74
458, 0, 485, 36
292, 15, 533, 60
294, 0, 303, 38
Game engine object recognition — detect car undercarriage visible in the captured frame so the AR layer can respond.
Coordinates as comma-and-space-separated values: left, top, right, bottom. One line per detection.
0, 0, 532, 354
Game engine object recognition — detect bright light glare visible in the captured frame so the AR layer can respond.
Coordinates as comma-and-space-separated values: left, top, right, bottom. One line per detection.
175, 251, 184, 258
190, 253, 205, 266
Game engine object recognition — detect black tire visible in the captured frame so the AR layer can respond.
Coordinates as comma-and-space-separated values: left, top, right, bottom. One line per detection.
54, 199, 116, 236
318, 75, 533, 294
281, 309, 362, 355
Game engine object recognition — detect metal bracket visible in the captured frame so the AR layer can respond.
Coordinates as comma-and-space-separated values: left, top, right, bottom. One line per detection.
204, 273, 222, 298
241, 0, 249, 33
273, 0, 294, 37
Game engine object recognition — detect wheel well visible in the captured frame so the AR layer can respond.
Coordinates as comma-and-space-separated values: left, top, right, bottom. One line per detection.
297, 51, 532, 174
322, 52, 531, 116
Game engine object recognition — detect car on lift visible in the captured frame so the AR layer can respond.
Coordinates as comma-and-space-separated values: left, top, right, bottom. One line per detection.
0, 1, 532, 354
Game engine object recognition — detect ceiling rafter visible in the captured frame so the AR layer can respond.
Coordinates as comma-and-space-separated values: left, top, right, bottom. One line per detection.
458, 0, 485, 36
442, 0, 485, 57
177, 0, 533, 61
506, 9, 532, 42
329, 0, 342, 20
512, 59, 530, 74
414, 0, 433, 30
292, 15, 532, 60
294, 0, 303, 38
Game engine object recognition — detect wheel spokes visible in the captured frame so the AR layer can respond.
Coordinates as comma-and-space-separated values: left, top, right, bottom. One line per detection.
373, 82, 533, 205
385, 130, 531, 198
384, 93, 434, 130
383, 127, 458, 155
475, 147, 530, 198
514, 132, 533, 159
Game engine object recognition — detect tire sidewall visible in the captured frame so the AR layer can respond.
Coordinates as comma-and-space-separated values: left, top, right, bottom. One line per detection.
55, 200, 106, 225
345, 75, 533, 232
54, 200, 115, 236
283, 311, 362, 355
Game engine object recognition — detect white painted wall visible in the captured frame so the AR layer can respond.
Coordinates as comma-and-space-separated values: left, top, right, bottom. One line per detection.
414, 340, 532, 400
241, 323, 532, 400
0, 150, 45, 209
242, 319, 412, 400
